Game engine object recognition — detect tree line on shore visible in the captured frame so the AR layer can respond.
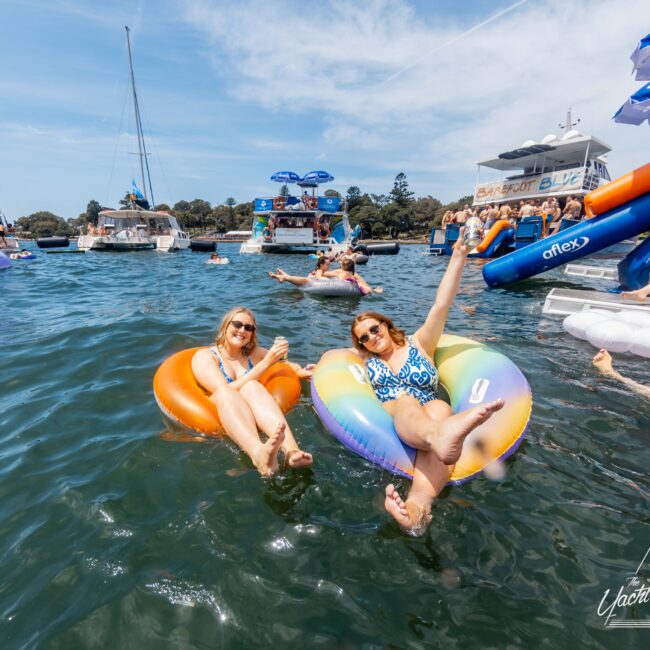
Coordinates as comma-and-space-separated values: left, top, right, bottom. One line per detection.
12, 173, 473, 239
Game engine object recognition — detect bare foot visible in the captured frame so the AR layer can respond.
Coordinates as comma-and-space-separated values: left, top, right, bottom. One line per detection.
254, 422, 286, 476
384, 484, 431, 536
429, 399, 505, 465
461, 305, 476, 316
622, 288, 650, 301
384, 484, 413, 528
284, 448, 313, 469
268, 271, 283, 283
592, 349, 614, 374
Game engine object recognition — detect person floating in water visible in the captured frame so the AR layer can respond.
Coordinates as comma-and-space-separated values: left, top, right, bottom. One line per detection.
592, 349, 650, 398
344, 228, 504, 535
191, 307, 314, 476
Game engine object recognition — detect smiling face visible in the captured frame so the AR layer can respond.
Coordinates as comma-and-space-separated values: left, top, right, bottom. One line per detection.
216, 307, 258, 354
353, 317, 391, 355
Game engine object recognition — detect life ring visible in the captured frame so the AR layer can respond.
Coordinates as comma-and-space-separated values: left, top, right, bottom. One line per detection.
153, 347, 301, 436
262, 227, 273, 241
273, 196, 286, 210
305, 196, 318, 209
311, 334, 531, 484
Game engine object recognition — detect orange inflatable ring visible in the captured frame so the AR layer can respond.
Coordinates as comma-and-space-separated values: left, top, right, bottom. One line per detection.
262, 226, 272, 241
305, 196, 318, 209
153, 347, 302, 437
273, 196, 286, 210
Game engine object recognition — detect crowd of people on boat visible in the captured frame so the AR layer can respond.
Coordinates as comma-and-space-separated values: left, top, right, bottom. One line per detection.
440, 195, 585, 239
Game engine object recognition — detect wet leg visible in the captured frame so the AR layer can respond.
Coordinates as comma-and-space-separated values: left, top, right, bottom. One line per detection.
389, 396, 504, 465
385, 449, 451, 536
211, 385, 284, 476
239, 381, 313, 468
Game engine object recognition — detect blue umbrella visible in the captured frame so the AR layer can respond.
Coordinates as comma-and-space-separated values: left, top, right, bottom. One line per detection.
302, 170, 334, 184
613, 82, 650, 125
270, 171, 301, 183
631, 33, 650, 81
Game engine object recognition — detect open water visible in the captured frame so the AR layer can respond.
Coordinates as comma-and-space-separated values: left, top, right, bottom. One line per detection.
1, 243, 648, 648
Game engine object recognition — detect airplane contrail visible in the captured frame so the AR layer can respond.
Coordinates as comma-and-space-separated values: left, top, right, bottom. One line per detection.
377, 0, 530, 87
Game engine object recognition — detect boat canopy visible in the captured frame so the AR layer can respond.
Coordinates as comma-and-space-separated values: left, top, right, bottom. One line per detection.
477, 134, 611, 173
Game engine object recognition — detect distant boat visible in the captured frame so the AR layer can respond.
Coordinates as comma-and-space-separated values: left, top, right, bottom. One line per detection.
78, 27, 189, 252
240, 171, 353, 254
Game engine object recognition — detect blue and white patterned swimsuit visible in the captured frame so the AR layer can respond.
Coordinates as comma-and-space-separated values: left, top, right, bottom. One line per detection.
366, 337, 438, 405
210, 347, 254, 383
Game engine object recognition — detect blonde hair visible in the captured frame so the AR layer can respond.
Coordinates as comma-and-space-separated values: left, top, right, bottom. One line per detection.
215, 306, 258, 354
351, 311, 406, 352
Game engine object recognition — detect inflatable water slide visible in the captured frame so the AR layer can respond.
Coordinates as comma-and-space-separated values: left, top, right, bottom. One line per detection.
483, 163, 650, 289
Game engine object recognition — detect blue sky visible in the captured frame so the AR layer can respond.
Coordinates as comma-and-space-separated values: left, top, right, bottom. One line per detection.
0, 0, 647, 220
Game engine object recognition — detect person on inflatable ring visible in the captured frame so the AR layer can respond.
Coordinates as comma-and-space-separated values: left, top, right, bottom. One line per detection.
268, 255, 332, 286
269, 258, 382, 295
345, 228, 504, 535
192, 307, 315, 476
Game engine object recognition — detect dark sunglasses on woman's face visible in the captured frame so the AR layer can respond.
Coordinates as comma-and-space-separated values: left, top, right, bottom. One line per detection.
230, 320, 255, 332
358, 323, 381, 345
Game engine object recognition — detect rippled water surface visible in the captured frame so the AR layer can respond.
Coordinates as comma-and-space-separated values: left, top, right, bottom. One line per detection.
1, 243, 648, 648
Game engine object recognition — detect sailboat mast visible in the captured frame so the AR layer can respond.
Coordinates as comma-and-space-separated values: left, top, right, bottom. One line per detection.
125, 26, 155, 207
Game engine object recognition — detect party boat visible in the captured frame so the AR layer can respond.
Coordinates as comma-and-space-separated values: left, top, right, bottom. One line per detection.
430, 111, 613, 256
78, 27, 189, 253
0, 210, 19, 253
240, 170, 354, 254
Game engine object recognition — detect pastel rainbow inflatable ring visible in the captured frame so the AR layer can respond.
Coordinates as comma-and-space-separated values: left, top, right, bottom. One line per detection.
154, 347, 301, 436
311, 334, 532, 484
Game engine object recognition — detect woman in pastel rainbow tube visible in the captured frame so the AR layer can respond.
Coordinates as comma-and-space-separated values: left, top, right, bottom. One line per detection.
312, 228, 531, 535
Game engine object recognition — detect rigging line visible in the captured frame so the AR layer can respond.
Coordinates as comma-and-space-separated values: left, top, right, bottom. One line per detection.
376, 0, 529, 88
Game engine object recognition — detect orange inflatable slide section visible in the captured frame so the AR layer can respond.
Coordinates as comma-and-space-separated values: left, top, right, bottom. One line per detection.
153, 347, 301, 436
473, 219, 511, 253
584, 162, 650, 217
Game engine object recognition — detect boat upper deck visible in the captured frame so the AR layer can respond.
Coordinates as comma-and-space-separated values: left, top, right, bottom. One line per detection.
254, 195, 346, 214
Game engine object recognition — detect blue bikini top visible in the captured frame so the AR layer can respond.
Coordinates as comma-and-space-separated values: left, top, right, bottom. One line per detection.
210, 347, 254, 383
366, 337, 438, 405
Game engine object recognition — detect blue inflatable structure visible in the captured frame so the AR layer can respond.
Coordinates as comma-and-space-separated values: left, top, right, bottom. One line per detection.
483, 193, 650, 288
0, 252, 11, 270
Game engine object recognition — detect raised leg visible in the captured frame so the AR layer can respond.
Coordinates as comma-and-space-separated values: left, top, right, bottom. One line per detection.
268, 269, 310, 287
239, 381, 313, 469
386, 395, 504, 465
210, 384, 284, 476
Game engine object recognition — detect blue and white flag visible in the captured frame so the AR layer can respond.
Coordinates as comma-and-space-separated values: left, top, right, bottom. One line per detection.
131, 180, 145, 199
631, 33, 650, 81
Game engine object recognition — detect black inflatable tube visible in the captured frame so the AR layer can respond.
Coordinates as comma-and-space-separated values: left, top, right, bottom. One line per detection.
36, 236, 70, 249
364, 242, 400, 255
353, 244, 370, 256
354, 254, 369, 265
190, 239, 217, 252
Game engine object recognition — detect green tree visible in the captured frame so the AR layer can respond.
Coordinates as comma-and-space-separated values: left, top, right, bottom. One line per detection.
225, 197, 236, 231
15, 211, 71, 237
371, 222, 386, 238
86, 199, 102, 224
389, 172, 414, 208
346, 186, 362, 209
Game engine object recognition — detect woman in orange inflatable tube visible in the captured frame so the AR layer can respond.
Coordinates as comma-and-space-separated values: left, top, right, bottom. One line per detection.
191, 306, 314, 476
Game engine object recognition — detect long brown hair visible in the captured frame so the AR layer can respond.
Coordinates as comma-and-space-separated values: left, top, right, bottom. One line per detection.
215, 306, 258, 354
351, 311, 406, 352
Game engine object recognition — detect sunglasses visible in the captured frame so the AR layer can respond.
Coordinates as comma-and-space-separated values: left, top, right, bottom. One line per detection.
358, 323, 381, 345
230, 320, 255, 332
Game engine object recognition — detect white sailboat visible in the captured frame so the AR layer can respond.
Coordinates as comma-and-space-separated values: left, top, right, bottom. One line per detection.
78, 26, 189, 252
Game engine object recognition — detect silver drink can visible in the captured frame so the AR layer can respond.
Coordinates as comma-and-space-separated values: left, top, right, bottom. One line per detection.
274, 336, 288, 361
464, 216, 484, 248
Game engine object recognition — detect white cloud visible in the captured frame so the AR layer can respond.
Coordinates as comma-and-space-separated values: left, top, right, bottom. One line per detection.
183, 0, 650, 200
